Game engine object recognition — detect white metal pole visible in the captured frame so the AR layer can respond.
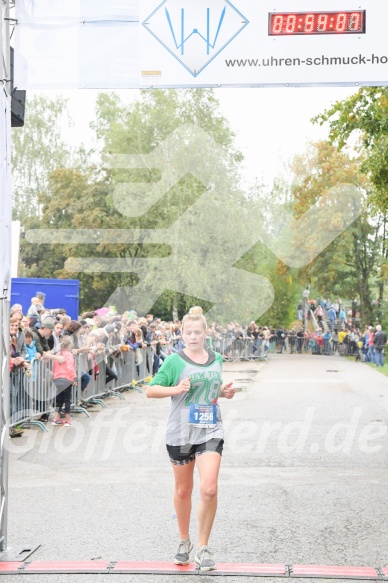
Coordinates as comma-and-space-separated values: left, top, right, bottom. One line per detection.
0, 0, 12, 554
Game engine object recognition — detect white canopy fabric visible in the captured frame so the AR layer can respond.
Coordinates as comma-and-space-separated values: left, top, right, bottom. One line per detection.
15, 0, 139, 89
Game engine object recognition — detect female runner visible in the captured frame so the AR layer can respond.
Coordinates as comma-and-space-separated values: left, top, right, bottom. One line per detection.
146, 307, 235, 571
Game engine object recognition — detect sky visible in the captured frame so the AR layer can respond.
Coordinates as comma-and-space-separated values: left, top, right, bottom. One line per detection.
56, 85, 358, 189
216, 86, 357, 186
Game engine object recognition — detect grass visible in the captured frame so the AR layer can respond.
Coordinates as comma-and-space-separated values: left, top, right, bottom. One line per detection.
344, 355, 388, 376
366, 362, 388, 376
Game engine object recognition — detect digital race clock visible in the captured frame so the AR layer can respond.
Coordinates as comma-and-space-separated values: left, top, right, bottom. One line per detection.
268, 11, 366, 36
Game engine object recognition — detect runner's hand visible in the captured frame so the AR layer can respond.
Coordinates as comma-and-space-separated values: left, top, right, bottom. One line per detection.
174, 377, 191, 395
222, 382, 235, 399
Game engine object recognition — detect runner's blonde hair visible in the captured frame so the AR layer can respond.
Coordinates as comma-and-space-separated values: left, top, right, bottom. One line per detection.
182, 306, 207, 331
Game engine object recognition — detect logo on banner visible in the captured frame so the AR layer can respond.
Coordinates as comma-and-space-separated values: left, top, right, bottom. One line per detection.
143, 0, 249, 77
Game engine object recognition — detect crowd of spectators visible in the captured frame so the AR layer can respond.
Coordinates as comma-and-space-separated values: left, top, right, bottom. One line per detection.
7, 292, 387, 436
295, 296, 387, 361
298, 296, 359, 331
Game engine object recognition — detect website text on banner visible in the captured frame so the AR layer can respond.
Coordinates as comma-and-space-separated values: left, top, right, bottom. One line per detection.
14, 0, 388, 89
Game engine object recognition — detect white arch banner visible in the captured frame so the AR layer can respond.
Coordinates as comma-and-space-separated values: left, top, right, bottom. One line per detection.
15, 0, 388, 88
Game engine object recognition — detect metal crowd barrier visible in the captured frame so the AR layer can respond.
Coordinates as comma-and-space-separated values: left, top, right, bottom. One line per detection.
76, 346, 153, 408
9, 347, 153, 433
218, 337, 268, 361
9, 359, 56, 432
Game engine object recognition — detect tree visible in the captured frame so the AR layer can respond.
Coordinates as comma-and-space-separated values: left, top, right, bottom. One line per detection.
291, 141, 382, 324
12, 94, 92, 221
22, 90, 252, 315
89, 89, 257, 319
313, 87, 388, 208
314, 88, 388, 311
21, 89, 312, 323
21, 166, 171, 310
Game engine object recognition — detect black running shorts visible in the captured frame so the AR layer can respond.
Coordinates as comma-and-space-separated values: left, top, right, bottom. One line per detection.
166, 438, 224, 466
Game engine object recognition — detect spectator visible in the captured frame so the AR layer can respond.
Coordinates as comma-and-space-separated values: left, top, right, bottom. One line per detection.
127, 326, 145, 376
32, 321, 61, 363
342, 330, 349, 355
27, 297, 41, 327
338, 328, 346, 353
348, 329, 357, 355
288, 328, 296, 354
36, 291, 46, 306
373, 325, 387, 368
296, 328, 304, 353
81, 311, 97, 320
323, 330, 331, 355
63, 320, 82, 337
9, 318, 30, 431
331, 330, 338, 354
367, 327, 375, 364
52, 336, 77, 427
10, 311, 27, 360
327, 306, 337, 333
276, 327, 286, 353
24, 329, 39, 362
24, 329, 40, 381
316, 330, 324, 355
362, 326, 370, 361
98, 326, 119, 385
31, 320, 65, 422
51, 321, 64, 354
315, 304, 324, 325
60, 315, 72, 331
332, 299, 340, 317
339, 307, 346, 329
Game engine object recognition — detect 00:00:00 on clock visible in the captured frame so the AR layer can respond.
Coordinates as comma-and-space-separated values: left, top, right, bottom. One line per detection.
268, 11, 366, 35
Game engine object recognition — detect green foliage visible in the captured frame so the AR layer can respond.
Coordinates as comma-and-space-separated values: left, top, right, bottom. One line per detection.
12, 94, 94, 221
21, 90, 251, 314
291, 140, 384, 324
314, 88, 388, 314
313, 87, 388, 213
12, 95, 71, 220
18, 89, 313, 323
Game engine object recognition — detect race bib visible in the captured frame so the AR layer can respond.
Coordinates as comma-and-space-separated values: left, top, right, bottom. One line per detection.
188, 404, 217, 428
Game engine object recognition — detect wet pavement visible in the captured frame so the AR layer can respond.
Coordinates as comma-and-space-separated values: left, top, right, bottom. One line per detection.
3, 353, 388, 582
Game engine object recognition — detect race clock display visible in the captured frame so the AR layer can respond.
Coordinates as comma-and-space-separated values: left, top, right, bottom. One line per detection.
269, 11, 366, 36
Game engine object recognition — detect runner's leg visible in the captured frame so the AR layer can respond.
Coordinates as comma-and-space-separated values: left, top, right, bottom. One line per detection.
172, 460, 195, 540
196, 452, 222, 547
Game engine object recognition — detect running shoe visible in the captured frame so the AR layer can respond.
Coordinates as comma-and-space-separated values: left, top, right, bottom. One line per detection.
174, 539, 193, 565
9, 428, 24, 437
52, 419, 63, 426
195, 546, 216, 571
63, 420, 72, 426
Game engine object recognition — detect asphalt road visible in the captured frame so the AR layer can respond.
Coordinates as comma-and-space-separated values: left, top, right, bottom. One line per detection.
3, 353, 388, 583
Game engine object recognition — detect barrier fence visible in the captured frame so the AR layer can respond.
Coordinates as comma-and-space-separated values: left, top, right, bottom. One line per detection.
8, 336, 385, 433
9, 337, 270, 432
216, 337, 269, 361
0, 297, 10, 553
9, 347, 153, 433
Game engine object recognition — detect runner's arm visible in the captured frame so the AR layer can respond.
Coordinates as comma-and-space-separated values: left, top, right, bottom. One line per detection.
219, 382, 235, 399
146, 378, 190, 399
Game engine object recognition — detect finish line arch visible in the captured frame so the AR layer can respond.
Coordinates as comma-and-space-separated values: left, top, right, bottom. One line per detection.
1, 0, 387, 568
